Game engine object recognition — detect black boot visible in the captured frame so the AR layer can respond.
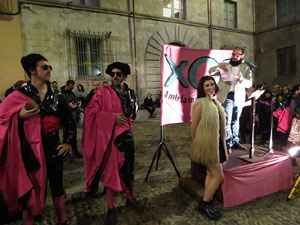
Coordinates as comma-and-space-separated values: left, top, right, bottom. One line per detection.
198, 199, 221, 220
105, 208, 116, 225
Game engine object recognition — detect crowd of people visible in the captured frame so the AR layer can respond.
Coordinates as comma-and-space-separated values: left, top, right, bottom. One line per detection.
1, 48, 300, 225
0, 54, 137, 225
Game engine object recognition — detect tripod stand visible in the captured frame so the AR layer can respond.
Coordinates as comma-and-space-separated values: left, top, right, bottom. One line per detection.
145, 126, 181, 181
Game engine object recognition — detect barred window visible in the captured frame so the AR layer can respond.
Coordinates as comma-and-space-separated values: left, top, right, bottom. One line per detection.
277, 0, 300, 26
67, 30, 112, 79
224, 0, 237, 28
277, 46, 296, 76
163, 0, 186, 19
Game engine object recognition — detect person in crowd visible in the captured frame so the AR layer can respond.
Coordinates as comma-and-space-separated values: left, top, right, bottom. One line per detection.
256, 90, 273, 145
52, 81, 60, 92
278, 85, 292, 106
75, 84, 86, 111
85, 79, 101, 107
287, 84, 300, 166
4, 80, 27, 97
61, 80, 83, 158
83, 62, 137, 225
209, 47, 253, 153
0, 53, 74, 225
144, 92, 155, 118
103, 81, 109, 86
191, 76, 227, 220
288, 85, 300, 146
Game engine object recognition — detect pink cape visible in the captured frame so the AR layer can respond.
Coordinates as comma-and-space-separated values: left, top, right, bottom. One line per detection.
83, 86, 131, 192
0, 91, 46, 216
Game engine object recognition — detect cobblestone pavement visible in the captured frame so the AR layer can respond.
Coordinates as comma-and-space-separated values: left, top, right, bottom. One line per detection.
5, 119, 300, 225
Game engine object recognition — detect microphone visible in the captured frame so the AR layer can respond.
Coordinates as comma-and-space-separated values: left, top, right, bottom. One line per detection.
242, 59, 257, 68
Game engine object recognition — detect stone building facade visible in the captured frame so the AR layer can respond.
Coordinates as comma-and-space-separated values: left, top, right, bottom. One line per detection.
14, 0, 255, 101
255, 0, 300, 88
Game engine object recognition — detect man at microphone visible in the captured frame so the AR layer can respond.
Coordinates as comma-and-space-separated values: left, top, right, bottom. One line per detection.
209, 47, 253, 153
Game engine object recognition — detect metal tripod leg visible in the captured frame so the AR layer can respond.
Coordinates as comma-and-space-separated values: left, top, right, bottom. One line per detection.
287, 175, 300, 200
145, 142, 162, 181
162, 142, 181, 178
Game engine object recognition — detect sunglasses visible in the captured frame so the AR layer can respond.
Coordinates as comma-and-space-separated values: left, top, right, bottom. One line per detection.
40, 64, 53, 71
110, 72, 122, 77
232, 53, 243, 57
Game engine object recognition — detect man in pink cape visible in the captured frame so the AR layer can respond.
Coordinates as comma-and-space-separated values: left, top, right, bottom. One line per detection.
83, 62, 137, 225
0, 54, 75, 225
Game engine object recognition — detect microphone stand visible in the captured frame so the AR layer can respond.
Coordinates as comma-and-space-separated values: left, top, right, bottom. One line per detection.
260, 96, 275, 158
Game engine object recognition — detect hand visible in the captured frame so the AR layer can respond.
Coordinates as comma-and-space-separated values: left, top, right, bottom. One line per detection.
19, 102, 40, 120
68, 103, 77, 109
237, 72, 243, 81
115, 113, 127, 126
219, 64, 230, 71
56, 143, 72, 156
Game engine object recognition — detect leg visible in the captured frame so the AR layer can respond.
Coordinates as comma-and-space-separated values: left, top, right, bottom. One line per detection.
47, 158, 67, 225
199, 164, 224, 220
22, 210, 34, 225
232, 105, 242, 145
222, 98, 234, 147
105, 188, 117, 225
203, 164, 224, 202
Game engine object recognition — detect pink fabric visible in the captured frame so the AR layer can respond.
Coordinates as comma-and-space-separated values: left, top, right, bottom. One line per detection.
52, 196, 67, 224
221, 154, 293, 207
273, 107, 292, 134
82, 86, 130, 193
120, 180, 133, 199
161, 45, 232, 125
0, 91, 46, 217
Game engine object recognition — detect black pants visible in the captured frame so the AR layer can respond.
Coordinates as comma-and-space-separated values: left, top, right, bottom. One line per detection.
42, 132, 65, 197
145, 107, 155, 116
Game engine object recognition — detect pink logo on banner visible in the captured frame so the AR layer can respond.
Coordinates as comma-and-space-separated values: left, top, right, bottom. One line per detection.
161, 45, 232, 126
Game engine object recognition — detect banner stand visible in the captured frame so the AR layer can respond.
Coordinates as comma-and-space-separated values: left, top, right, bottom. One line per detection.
145, 125, 181, 181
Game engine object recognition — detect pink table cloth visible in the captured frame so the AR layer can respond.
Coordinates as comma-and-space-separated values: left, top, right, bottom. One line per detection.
222, 154, 293, 207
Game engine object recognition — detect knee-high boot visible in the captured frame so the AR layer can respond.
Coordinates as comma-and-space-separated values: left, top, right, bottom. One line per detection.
52, 195, 67, 225
22, 210, 34, 225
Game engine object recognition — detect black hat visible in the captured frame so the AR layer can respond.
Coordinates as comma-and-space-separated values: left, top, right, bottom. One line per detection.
21, 53, 47, 77
105, 62, 131, 76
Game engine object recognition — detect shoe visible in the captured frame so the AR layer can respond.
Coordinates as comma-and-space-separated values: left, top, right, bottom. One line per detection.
228, 147, 232, 154
73, 151, 83, 158
198, 199, 221, 220
232, 142, 246, 150
125, 198, 139, 208
105, 208, 117, 225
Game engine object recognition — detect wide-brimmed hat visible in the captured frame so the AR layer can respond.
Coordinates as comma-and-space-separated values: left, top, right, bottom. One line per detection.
105, 62, 131, 76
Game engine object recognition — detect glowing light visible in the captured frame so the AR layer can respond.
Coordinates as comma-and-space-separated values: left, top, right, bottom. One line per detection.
288, 146, 300, 157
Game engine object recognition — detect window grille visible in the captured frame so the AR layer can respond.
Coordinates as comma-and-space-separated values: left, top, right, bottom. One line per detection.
276, 0, 300, 26
224, 0, 237, 28
67, 30, 112, 79
277, 45, 297, 76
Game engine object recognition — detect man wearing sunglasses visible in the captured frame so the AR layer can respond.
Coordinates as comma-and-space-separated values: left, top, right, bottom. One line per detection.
0, 53, 74, 225
83, 62, 137, 225
209, 47, 253, 153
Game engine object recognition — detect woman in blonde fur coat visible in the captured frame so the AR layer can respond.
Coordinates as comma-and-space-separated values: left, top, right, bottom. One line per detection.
191, 76, 228, 220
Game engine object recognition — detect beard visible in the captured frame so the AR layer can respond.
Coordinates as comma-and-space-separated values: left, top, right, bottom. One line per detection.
230, 59, 243, 67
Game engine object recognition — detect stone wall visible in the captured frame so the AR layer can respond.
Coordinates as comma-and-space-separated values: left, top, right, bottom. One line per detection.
255, 0, 300, 86
18, 0, 254, 99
